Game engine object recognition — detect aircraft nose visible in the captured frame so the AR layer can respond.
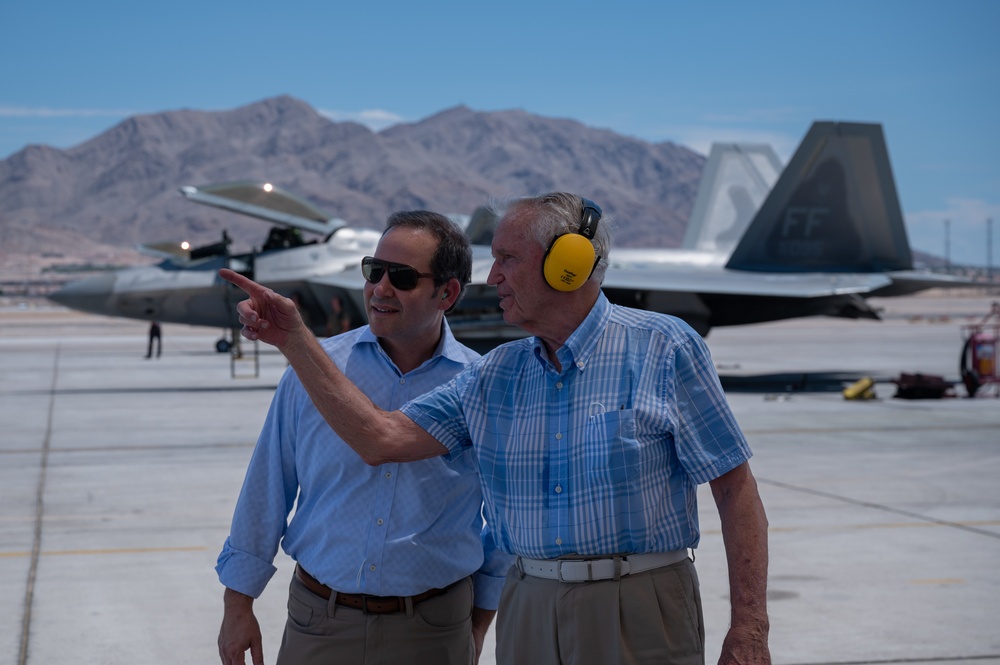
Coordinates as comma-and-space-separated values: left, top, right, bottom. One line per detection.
48, 273, 117, 315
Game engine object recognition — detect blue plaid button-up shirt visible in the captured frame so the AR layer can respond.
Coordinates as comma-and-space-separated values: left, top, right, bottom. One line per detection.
402, 292, 752, 559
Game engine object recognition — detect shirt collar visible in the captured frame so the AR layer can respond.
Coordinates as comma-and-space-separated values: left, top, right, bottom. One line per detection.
532, 292, 611, 373
356, 318, 469, 371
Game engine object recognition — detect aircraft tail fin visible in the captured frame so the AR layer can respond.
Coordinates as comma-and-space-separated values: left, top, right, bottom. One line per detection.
682, 142, 783, 254
725, 122, 913, 273
465, 206, 500, 246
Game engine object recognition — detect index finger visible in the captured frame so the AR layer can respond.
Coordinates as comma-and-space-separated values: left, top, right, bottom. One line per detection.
219, 268, 266, 297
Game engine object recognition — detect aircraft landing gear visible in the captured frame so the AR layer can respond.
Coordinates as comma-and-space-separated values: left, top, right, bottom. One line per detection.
216, 330, 243, 358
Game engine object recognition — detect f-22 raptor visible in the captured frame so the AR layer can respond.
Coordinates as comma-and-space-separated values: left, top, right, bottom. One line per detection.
49, 121, 970, 350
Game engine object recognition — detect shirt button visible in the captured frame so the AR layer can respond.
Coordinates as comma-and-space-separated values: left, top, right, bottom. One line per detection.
385, 472, 391, 479
555, 538, 563, 545
556, 381, 563, 389
555, 432, 563, 440
377, 518, 384, 525
554, 485, 562, 494
370, 565, 376, 571
577, 362, 585, 369
399, 378, 405, 384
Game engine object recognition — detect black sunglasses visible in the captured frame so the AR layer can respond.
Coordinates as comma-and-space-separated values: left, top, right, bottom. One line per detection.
361, 256, 436, 291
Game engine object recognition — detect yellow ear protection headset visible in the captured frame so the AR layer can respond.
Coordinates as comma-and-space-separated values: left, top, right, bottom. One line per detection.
542, 198, 603, 291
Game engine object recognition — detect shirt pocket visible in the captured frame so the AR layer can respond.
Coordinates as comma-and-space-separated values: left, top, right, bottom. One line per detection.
584, 408, 640, 489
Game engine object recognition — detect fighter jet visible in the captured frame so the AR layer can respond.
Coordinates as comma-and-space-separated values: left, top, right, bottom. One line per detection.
49, 181, 382, 352
49, 121, 973, 350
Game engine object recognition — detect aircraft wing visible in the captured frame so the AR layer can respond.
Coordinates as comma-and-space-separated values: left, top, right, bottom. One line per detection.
873, 270, 984, 298
602, 267, 893, 298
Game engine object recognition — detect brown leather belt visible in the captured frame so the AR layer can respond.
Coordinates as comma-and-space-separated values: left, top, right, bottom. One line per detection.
295, 565, 449, 614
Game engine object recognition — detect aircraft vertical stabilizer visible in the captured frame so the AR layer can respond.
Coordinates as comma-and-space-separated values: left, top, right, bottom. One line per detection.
725, 122, 913, 273
682, 143, 782, 255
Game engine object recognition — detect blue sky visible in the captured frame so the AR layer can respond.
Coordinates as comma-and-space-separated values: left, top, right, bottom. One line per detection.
2, 1, 997, 266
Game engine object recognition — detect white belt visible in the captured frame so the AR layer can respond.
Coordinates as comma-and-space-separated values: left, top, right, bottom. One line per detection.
516, 550, 689, 582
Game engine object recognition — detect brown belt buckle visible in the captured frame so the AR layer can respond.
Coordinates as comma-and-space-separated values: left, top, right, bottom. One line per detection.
359, 595, 377, 614
359, 594, 400, 614
359, 595, 375, 614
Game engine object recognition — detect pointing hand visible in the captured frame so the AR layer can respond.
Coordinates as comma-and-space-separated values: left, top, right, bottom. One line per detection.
219, 269, 308, 349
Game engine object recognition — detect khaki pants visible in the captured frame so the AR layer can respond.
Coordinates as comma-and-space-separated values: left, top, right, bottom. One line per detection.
276, 572, 475, 665
496, 557, 704, 665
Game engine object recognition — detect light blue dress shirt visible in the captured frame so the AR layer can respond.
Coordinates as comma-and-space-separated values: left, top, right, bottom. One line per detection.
217, 321, 512, 609
402, 292, 753, 559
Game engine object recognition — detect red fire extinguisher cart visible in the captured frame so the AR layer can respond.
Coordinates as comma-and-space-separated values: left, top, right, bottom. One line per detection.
960, 302, 1000, 397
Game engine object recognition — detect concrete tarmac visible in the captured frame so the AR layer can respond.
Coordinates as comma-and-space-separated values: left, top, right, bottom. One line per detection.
1, 293, 998, 664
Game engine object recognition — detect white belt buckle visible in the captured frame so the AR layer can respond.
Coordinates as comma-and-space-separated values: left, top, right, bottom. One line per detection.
557, 556, 624, 582
557, 560, 587, 582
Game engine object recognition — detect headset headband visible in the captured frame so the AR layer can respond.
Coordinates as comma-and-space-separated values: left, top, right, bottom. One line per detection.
578, 198, 602, 240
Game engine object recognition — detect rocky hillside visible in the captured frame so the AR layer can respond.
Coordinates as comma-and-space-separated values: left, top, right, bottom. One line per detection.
0, 96, 704, 285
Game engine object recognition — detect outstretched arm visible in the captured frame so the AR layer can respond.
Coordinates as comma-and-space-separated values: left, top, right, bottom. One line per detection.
219, 269, 446, 464
710, 462, 771, 664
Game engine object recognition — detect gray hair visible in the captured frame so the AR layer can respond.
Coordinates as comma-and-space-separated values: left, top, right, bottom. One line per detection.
491, 192, 614, 283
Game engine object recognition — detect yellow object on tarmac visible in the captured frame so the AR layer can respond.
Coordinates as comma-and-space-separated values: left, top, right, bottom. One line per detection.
843, 376, 877, 400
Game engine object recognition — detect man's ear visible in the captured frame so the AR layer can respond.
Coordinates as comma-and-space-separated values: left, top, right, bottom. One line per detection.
439, 277, 461, 309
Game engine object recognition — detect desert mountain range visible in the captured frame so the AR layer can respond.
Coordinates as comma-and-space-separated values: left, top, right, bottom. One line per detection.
0, 95, 706, 283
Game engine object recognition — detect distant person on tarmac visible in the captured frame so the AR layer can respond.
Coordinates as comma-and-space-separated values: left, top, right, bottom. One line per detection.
145, 321, 161, 359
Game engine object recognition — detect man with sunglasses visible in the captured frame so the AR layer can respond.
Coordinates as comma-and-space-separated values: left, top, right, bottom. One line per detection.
220, 193, 770, 664
216, 210, 512, 665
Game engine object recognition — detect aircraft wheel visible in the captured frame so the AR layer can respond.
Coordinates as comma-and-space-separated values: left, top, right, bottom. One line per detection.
216, 338, 231, 354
